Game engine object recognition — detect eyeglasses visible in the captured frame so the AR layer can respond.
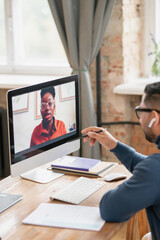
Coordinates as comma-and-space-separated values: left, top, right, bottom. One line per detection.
134, 106, 160, 119
41, 100, 54, 110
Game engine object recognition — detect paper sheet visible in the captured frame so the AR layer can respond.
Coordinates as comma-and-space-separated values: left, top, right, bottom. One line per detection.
22, 203, 105, 231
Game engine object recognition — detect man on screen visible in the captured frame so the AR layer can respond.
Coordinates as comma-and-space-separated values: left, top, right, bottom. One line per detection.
30, 86, 67, 147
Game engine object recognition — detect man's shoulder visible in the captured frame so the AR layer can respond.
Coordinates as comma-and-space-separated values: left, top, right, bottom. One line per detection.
134, 153, 160, 178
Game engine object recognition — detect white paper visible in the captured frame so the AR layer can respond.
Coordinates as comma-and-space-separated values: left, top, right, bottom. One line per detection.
22, 203, 105, 231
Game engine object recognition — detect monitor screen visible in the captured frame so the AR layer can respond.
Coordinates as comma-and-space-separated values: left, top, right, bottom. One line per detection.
7, 75, 80, 178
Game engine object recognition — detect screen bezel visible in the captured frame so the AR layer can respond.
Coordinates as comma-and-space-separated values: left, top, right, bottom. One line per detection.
7, 75, 80, 165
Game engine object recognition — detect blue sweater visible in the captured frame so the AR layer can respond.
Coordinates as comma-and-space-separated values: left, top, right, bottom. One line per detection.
100, 139, 160, 240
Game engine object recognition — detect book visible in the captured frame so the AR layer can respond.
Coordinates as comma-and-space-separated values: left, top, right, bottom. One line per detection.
50, 161, 118, 178
51, 156, 100, 172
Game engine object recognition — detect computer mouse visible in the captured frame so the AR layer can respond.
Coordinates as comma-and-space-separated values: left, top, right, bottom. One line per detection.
104, 172, 127, 182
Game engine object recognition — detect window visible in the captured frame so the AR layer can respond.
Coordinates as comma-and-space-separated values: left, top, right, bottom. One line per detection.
0, 0, 71, 75
141, 0, 160, 77
0, 0, 7, 65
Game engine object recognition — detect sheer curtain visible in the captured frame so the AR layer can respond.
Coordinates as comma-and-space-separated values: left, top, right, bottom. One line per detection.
48, 0, 116, 159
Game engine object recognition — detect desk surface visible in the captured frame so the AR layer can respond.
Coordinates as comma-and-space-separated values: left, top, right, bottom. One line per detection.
0, 163, 131, 240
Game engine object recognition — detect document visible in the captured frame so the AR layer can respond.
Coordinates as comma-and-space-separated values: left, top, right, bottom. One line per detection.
22, 203, 105, 231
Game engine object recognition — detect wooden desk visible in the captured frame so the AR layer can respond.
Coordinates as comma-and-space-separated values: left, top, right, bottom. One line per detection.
0, 163, 136, 240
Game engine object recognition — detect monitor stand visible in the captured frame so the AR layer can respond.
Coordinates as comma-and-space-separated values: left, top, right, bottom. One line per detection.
20, 168, 64, 184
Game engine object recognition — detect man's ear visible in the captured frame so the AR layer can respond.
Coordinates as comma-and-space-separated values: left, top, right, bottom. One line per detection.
148, 118, 156, 128
152, 111, 160, 126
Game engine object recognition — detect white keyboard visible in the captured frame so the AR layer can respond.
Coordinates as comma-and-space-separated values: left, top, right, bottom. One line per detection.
50, 177, 105, 204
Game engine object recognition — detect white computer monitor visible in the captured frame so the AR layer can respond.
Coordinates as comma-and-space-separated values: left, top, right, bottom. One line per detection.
7, 75, 80, 182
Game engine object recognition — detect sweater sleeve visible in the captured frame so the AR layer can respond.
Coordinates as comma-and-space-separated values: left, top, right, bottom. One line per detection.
110, 141, 147, 172
100, 156, 160, 222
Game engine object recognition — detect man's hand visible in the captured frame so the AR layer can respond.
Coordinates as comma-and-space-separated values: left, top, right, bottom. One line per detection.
81, 126, 118, 150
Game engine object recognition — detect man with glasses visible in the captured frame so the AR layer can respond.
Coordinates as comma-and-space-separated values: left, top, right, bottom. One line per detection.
30, 86, 66, 147
82, 81, 160, 240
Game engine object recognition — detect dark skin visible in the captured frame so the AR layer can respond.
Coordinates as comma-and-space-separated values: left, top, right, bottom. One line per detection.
40, 92, 55, 135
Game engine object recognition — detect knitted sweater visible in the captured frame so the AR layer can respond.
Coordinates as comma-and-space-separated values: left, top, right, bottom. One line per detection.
100, 138, 160, 240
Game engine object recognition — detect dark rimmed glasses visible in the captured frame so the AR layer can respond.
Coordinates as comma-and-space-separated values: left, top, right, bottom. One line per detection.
134, 106, 160, 119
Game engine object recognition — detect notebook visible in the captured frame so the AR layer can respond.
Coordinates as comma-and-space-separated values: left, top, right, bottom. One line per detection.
51, 156, 100, 171
23, 203, 105, 231
0, 192, 23, 214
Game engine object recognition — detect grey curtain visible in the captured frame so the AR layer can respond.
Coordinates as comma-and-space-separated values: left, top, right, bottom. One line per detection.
48, 0, 116, 159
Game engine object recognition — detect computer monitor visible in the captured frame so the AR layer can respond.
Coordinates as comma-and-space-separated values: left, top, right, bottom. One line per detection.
7, 75, 80, 182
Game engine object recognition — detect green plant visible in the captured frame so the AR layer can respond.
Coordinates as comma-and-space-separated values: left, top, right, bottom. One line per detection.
149, 34, 160, 76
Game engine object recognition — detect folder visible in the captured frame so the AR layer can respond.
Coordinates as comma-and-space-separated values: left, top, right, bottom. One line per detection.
0, 193, 23, 214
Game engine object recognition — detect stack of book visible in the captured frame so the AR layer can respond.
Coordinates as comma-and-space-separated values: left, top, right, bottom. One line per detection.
50, 156, 117, 178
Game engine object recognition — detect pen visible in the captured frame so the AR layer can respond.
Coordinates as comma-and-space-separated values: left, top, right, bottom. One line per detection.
68, 129, 105, 143
80, 129, 104, 139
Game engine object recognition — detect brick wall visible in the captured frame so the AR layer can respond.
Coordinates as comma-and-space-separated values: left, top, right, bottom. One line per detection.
90, 0, 158, 163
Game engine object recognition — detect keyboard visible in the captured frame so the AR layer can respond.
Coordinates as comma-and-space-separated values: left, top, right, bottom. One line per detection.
50, 177, 106, 204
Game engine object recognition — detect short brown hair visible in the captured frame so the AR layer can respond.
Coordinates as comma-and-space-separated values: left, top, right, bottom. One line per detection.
144, 82, 160, 108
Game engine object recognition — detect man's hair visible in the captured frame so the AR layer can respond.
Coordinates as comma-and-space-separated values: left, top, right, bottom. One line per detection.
40, 86, 55, 99
144, 81, 160, 108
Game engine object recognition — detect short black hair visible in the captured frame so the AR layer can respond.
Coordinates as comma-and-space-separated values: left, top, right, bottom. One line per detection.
144, 81, 160, 108
40, 86, 55, 99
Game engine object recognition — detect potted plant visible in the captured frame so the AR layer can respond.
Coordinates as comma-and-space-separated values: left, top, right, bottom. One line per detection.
149, 34, 160, 79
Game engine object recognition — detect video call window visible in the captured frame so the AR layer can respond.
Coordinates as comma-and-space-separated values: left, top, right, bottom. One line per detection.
8, 78, 79, 164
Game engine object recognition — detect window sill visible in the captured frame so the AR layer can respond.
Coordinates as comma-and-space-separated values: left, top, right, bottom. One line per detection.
113, 77, 154, 95
0, 74, 70, 89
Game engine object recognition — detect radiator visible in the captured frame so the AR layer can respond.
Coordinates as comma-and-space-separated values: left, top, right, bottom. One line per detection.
0, 107, 10, 177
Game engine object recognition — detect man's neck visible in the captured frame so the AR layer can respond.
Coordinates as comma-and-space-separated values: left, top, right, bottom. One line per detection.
156, 135, 160, 149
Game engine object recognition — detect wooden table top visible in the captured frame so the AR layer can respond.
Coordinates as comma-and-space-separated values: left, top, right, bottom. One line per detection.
0, 163, 131, 240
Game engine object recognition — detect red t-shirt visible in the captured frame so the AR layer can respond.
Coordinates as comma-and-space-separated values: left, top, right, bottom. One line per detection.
30, 118, 67, 147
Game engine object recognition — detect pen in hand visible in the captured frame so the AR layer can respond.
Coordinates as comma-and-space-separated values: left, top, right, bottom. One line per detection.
80, 129, 104, 139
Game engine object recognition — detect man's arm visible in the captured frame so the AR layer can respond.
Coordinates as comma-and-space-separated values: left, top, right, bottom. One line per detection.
111, 141, 147, 172
82, 126, 147, 172
100, 157, 159, 222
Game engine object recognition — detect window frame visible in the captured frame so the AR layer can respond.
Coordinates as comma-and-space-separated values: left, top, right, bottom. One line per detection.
0, 0, 71, 76
141, 0, 160, 78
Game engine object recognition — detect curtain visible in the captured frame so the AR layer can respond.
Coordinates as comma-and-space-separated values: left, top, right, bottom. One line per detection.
48, 0, 116, 159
